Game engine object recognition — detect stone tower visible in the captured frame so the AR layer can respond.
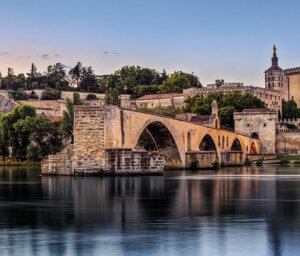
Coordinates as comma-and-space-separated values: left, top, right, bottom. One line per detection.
211, 100, 220, 129
265, 45, 286, 93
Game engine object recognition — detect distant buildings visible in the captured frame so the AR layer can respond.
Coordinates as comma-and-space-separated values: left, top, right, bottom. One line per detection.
135, 93, 186, 109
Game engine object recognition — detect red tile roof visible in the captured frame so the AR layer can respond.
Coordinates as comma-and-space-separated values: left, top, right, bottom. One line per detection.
136, 93, 185, 101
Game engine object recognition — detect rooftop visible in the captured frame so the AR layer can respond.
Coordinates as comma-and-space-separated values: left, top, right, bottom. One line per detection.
242, 108, 275, 112
136, 93, 185, 101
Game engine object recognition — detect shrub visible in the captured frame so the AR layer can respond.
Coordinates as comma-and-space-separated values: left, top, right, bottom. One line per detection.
190, 160, 199, 170
244, 158, 252, 166
256, 159, 263, 166
29, 91, 39, 99
213, 160, 221, 170
86, 93, 98, 100
279, 159, 290, 165
9, 90, 28, 100
41, 88, 61, 100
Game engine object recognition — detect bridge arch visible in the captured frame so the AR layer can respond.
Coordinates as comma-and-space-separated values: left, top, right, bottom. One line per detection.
199, 134, 217, 151
231, 138, 242, 151
134, 118, 184, 168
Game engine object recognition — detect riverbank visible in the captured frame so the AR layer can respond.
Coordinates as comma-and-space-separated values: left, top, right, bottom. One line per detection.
0, 161, 41, 166
252, 155, 300, 166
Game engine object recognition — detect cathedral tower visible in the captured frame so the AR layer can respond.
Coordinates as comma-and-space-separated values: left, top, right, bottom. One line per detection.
265, 45, 286, 92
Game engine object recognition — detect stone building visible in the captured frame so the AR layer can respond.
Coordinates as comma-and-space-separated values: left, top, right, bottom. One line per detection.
285, 67, 300, 106
264, 45, 300, 107
135, 93, 186, 109
234, 109, 277, 154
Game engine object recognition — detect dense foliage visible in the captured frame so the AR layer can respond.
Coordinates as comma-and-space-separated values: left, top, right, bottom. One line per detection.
0, 105, 62, 161
41, 88, 61, 100
0, 63, 202, 99
281, 99, 300, 120
184, 91, 266, 128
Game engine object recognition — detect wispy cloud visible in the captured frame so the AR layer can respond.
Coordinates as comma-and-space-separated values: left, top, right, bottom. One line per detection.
41, 54, 50, 60
103, 50, 120, 55
54, 54, 61, 58
0, 51, 11, 56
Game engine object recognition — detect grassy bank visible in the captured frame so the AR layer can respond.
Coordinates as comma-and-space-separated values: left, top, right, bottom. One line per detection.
0, 161, 41, 166
270, 155, 300, 161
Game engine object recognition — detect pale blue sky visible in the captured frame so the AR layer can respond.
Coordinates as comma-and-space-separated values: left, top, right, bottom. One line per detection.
1, 0, 300, 86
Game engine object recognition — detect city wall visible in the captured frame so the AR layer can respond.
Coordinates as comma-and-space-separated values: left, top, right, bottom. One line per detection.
276, 129, 300, 154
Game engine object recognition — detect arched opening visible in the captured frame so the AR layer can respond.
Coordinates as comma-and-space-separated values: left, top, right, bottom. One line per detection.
249, 142, 257, 154
222, 136, 225, 149
136, 121, 182, 168
226, 137, 229, 147
199, 135, 217, 151
251, 133, 259, 139
215, 119, 218, 129
187, 132, 191, 151
231, 139, 242, 151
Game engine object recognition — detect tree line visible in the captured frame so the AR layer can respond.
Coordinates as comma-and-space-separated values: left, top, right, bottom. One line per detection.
0, 63, 202, 100
0, 92, 83, 162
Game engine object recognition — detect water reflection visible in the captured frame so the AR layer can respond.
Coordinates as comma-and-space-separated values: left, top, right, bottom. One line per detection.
0, 166, 300, 255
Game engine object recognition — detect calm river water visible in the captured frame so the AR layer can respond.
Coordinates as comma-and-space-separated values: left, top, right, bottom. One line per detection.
0, 166, 300, 256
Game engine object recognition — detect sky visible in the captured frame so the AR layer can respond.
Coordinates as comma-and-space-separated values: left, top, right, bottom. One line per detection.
1, 0, 300, 87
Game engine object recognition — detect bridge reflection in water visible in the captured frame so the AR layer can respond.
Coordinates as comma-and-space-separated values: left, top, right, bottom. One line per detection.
0, 166, 300, 255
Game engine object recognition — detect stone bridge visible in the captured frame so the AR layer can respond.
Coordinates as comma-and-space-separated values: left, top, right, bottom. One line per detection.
42, 104, 260, 175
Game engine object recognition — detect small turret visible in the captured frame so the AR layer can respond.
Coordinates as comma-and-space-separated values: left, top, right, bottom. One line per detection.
211, 100, 220, 129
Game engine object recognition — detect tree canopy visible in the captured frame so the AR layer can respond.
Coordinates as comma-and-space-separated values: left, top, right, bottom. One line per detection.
0, 105, 62, 161
281, 99, 300, 120
0, 63, 203, 99
184, 91, 266, 128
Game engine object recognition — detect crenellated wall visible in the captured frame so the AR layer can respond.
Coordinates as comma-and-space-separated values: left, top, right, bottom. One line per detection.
276, 129, 300, 154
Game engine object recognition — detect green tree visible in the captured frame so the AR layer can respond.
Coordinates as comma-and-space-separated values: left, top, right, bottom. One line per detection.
282, 99, 300, 120
69, 62, 83, 87
183, 91, 265, 128
0, 105, 36, 160
174, 71, 202, 87
14, 115, 62, 161
26, 63, 41, 89
105, 88, 120, 105
61, 92, 83, 143
41, 88, 61, 100
158, 74, 191, 93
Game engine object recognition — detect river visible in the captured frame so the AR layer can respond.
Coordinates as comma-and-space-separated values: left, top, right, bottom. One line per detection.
0, 166, 300, 256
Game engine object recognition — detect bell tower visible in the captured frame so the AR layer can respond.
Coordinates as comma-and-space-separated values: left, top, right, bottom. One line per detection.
265, 45, 286, 92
